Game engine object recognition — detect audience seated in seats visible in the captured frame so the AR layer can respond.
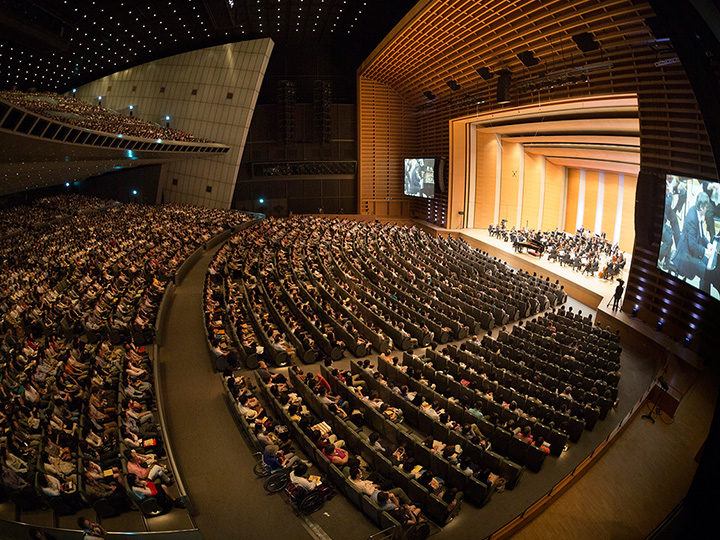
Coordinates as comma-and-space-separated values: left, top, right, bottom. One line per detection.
204, 215, 625, 527
263, 444, 301, 471
289, 462, 316, 492
0, 196, 252, 519
0, 91, 211, 143
126, 472, 181, 511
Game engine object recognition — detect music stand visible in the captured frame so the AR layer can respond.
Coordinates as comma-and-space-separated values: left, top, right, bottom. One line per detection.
642, 376, 670, 423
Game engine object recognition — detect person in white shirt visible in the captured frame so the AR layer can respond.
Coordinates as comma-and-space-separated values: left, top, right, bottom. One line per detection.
349, 467, 379, 496
289, 462, 316, 492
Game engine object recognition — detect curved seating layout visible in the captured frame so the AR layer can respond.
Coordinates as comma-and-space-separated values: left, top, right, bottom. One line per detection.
206, 216, 567, 367
0, 91, 211, 143
0, 198, 252, 525
206, 216, 622, 529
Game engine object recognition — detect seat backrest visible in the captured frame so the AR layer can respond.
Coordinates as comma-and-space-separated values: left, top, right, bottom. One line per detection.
524, 443, 547, 473
343, 480, 364, 508
447, 464, 469, 491
465, 476, 489, 506
507, 435, 529, 465
407, 479, 429, 508
490, 427, 511, 455
361, 494, 383, 526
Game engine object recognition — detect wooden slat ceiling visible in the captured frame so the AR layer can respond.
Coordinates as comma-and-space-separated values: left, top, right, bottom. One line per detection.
359, 1, 654, 176
360, 0, 656, 110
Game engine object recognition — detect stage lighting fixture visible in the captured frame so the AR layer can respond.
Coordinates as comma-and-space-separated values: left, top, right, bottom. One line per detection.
517, 51, 539, 67
656, 319, 664, 331
446, 80, 461, 91
632, 305, 639, 317
424, 91, 436, 100
476, 67, 494, 80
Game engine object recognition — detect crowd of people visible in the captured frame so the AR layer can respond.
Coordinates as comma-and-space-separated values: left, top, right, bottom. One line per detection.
207, 217, 566, 372
0, 196, 252, 519
200, 216, 615, 528
488, 224, 626, 281
0, 195, 115, 238
0, 91, 210, 143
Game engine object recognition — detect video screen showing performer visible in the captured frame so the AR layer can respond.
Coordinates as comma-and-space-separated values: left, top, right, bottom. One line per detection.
658, 174, 720, 299
404, 158, 436, 199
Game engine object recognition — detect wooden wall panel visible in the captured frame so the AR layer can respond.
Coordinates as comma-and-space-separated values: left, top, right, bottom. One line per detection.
474, 132, 498, 228
499, 141, 521, 227
601, 172, 620, 240
358, 77, 417, 219
564, 168, 580, 235
522, 150, 542, 231
583, 170, 599, 234
543, 161, 563, 231
448, 121, 468, 230
619, 173, 638, 252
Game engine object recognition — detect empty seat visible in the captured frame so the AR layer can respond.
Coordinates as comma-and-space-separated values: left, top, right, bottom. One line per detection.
507, 435, 529, 465
490, 427, 512, 456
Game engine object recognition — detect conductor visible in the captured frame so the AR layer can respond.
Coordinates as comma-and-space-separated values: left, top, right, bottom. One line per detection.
611, 279, 624, 311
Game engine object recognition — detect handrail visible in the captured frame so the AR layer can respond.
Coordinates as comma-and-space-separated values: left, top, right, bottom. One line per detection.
0, 518, 202, 540
152, 218, 261, 518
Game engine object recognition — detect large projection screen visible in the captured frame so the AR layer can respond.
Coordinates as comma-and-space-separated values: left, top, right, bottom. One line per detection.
658, 174, 720, 299
404, 158, 436, 199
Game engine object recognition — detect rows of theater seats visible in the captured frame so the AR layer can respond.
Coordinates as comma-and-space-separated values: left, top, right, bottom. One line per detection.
253, 365, 461, 529
0, 195, 115, 239
205, 217, 566, 372
0, 91, 210, 143
199, 217, 616, 532
0, 198, 251, 524
373, 352, 549, 473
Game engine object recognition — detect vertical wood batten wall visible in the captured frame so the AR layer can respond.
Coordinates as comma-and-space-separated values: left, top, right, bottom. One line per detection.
357, 77, 417, 218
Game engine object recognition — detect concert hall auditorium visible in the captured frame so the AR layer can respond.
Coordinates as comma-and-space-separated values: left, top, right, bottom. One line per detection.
1, 1, 718, 540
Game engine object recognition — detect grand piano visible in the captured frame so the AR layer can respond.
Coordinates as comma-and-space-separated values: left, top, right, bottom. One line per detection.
513, 236, 545, 256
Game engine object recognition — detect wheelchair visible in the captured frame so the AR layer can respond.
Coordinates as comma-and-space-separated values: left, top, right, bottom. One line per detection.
252, 452, 272, 478
253, 452, 297, 493
284, 481, 335, 515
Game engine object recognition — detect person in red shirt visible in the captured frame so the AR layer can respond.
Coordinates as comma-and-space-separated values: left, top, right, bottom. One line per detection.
322, 444, 348, 466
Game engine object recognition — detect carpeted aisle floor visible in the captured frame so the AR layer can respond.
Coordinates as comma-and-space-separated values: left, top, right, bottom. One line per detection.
158, 245, 378, 540
159, 246, 316, 540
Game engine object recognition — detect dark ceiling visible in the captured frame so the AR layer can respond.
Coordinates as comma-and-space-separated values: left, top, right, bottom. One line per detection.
0, 0, 416, 102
